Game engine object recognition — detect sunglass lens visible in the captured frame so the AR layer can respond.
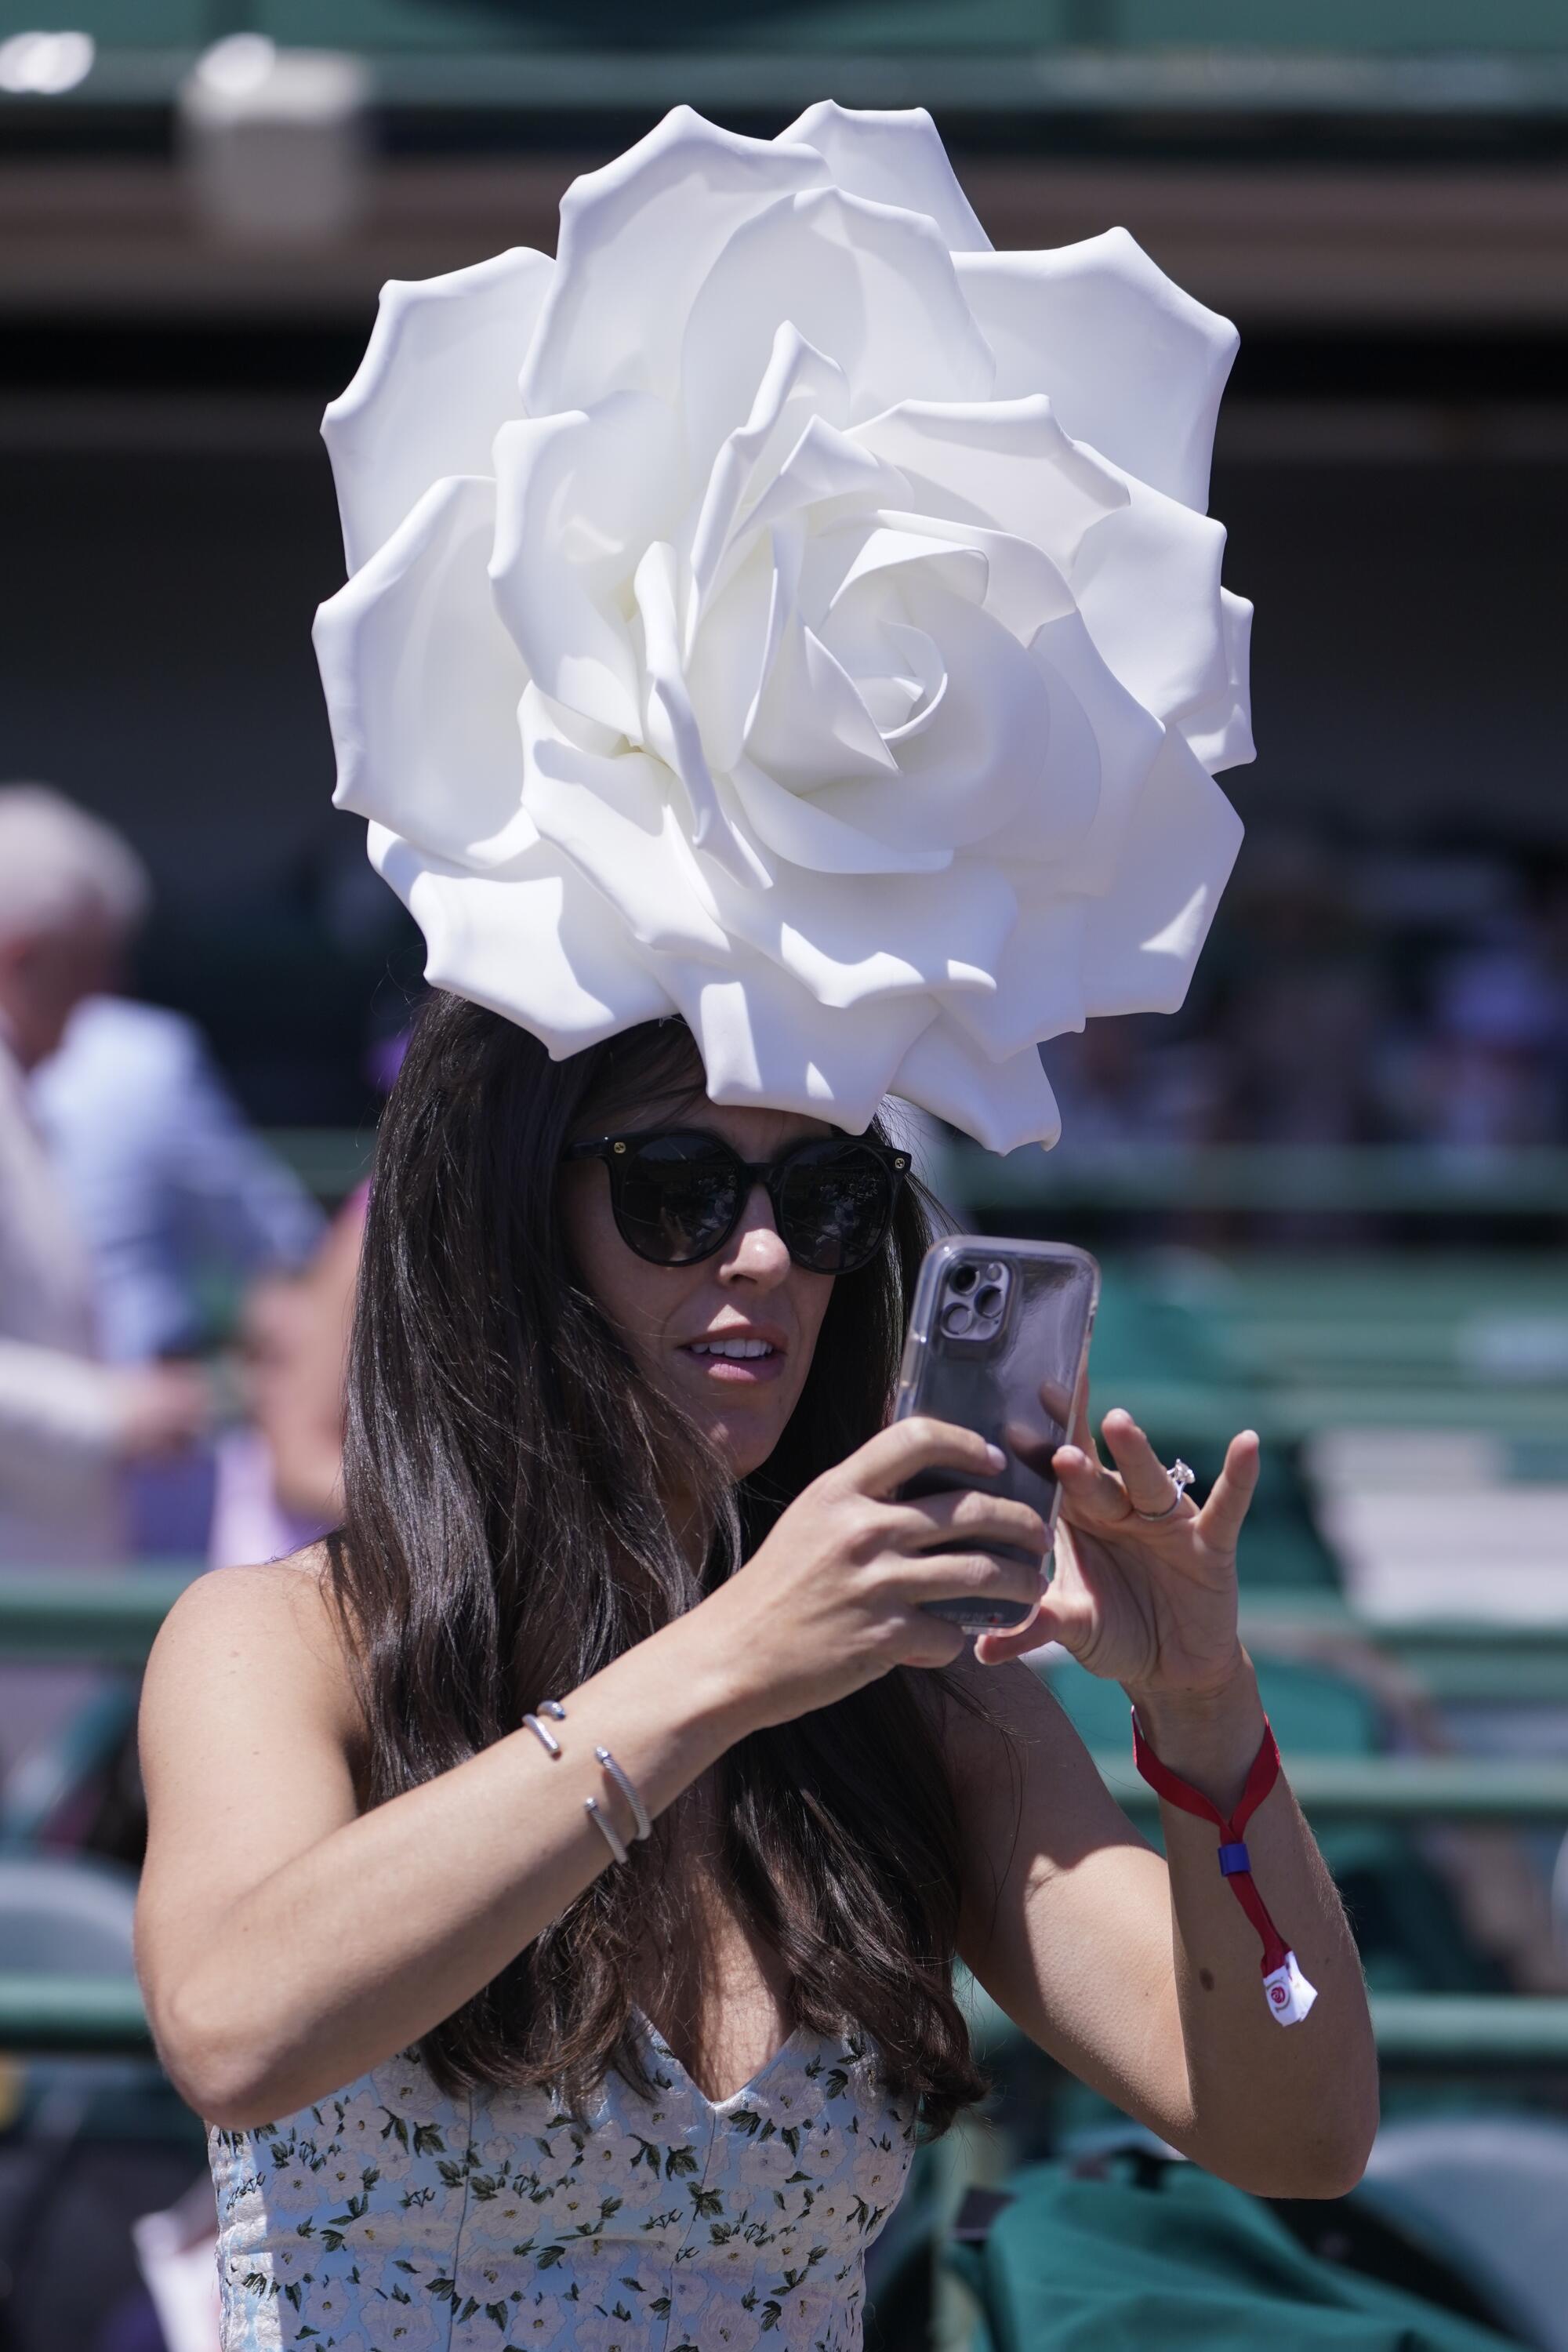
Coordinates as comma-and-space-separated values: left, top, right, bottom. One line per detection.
776, 1144, 894, 1274
616, 1134, 742, 1265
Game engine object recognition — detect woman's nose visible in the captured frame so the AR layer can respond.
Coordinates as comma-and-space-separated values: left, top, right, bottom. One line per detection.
717, 1184, 791, 1286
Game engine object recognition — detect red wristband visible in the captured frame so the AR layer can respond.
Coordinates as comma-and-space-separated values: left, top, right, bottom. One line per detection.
1131, 1708, 1317, 2027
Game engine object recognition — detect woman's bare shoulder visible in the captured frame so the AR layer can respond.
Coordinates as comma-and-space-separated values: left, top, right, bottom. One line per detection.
144, 1545, 361, 1742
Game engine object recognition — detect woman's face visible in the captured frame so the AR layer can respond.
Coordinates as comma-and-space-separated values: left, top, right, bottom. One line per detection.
560, 1099, 839, 1483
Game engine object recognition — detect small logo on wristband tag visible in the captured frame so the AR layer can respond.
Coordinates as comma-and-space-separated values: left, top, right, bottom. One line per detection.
1261, 1951, 1318, 2027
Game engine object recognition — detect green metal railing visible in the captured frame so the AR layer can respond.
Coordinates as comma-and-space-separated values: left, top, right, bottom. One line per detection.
7, 1976, 1568, 2070
5, 1582, 1568, 2060
3, 1577, 1567, 1700
0, 1573, 198, 1665
1093, 1753, 1568, 1825
933, 1141, 1568, 1221
0, 1974, 152, 2056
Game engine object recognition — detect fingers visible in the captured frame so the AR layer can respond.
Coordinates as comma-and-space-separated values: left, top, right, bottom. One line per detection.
1199, 1429, 1261, 1553
846, 1416, 1004, 1499
1097, 1408, 1192, 1519
893, 1486, 1048, 1561
1053, 1411, 1262, 1552
973, 1611, 1051, 1668
1066, 1365, 1096, 1461
902, 1546, 1045, 1613
1051, 1432, 1131, 1526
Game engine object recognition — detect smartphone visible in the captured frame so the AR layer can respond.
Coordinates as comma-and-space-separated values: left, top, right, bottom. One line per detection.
891, 1236, 1100, 1633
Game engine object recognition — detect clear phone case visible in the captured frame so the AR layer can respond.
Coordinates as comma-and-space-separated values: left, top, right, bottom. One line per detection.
892, 1236, 1101, 1632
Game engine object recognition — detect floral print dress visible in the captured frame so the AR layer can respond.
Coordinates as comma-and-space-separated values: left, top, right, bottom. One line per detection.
209, 2013, 919, 2352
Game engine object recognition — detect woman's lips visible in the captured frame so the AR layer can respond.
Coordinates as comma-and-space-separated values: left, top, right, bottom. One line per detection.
678, 1339, 788, 1385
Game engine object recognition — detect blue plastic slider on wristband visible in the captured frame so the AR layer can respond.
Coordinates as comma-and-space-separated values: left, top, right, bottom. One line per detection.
1217, 1840, 1251, 1878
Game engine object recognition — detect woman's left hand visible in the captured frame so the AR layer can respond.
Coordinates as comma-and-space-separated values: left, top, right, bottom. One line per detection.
974, 1396, 1260, 1696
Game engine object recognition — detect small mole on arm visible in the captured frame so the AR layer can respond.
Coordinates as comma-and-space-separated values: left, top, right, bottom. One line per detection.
1198, 1968, 1216, 1992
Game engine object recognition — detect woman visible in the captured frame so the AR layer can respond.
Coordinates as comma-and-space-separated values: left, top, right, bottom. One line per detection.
136, 997, 1377, 2352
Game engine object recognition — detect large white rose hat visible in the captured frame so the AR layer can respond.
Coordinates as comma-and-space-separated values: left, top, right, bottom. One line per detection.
314, 102, 1253, 1153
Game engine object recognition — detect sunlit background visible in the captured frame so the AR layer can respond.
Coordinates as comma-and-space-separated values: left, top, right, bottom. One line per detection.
2, 7, 1567, 2350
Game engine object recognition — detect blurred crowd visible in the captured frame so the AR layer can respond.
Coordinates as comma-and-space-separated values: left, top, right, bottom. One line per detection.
0, 785, 368, 1772
1048, 830, 1568, 1158
3, 780, 1565, 1669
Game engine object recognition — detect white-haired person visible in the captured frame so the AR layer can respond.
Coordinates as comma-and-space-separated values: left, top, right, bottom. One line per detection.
0, 786, 214, 1758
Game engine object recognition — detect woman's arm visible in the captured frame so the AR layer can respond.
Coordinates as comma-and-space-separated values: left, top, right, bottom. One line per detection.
136, 1555, 752, 2128
946, 1402, 1378, 2199
946, 1650, 1377, 2198
136, 1416, 1044, 2128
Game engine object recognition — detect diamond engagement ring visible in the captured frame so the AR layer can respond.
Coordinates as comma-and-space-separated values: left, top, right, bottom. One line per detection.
1132, 1459, 1196, 1521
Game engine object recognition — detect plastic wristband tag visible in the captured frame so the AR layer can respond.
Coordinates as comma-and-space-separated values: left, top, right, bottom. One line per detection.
1262, 1951, 1319, 2027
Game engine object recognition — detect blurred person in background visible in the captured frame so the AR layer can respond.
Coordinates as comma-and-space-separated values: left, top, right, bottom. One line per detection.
31, 908, 325, 1557
207, 1030, 403, 1570
208, 1187, 363, 1570
0, 786, 209, 1767
32, 993, 324, 1370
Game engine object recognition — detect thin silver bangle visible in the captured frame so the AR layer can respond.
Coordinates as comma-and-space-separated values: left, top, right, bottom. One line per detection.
594, 1746, 652, 1843
584, 1796, 629, 1866
522, 1697, 567, 1758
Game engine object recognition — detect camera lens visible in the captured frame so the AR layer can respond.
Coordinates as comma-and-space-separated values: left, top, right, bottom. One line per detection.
949, 1263, 977, 1293
942, 1301, 975, 1338
975, 1284, 1003, 1319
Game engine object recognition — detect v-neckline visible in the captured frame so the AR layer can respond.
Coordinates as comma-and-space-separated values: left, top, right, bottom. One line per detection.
633, 2004, 808, 2114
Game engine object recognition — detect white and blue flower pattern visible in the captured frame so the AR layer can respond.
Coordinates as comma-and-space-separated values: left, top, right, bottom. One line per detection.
209, 2016, 917, 2352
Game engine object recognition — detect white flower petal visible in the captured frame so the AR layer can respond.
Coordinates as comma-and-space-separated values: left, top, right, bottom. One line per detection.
779, 101, 991, 254
678, 186, 994, 477
1026, 608, 1164, 884
745, 612, 897, 793
521, 106, 829, 419
956, 228, 1237, 514
826, 582, 1073, 855
314, 475, 534, 869
1179, 589, 1256, 775
853, 395, 1124, 568
634, 537, 729, 855
521, 689, 734, 962
940, 896, 1090, 1061
322, 246, 551, 575
733, 413, 900, 561
1079, 729, 1244, 1018
891, 1020, 1062, 1155
727, 756, 949, 877
666, 963, 931, 1134
489, 394, 684, 739
685, 535, 779, 776
685, 324, 851, 620
368, 824, 671, 1054
713, 849, 1015, 1011
827, 508, 1074, 645
1069, 474, 1230, 735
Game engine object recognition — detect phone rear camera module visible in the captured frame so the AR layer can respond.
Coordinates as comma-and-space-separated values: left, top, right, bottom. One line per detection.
949, 1263, 978, 1293
941, 1301, 975, 1338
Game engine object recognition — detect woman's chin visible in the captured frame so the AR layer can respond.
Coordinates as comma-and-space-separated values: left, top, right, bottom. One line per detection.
708, 1414, 788, 1483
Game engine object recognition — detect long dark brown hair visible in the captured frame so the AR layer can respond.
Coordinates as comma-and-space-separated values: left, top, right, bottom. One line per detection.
327, 991, 995, 2136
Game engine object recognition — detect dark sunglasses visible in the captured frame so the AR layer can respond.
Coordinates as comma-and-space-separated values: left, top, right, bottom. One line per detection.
561, 1128, 909, 1275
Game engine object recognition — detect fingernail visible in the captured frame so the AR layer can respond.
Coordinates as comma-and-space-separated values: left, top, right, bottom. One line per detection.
985, 1443, 1007, 1471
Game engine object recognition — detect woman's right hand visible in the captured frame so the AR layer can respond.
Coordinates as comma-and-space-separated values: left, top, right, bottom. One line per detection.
694, 1418, 1048, 1730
